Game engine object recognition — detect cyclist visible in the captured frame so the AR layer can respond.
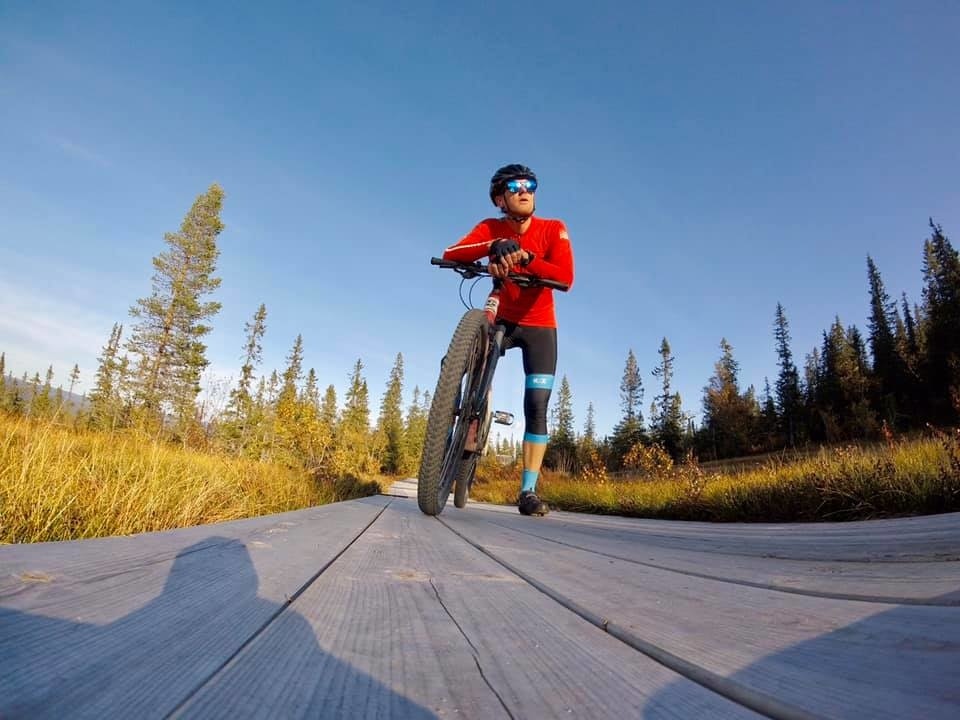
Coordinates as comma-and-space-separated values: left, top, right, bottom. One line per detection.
441, 164, 575, 516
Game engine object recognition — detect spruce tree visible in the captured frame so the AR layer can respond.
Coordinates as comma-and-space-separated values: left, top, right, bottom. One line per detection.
774, 303, 802, 446
376, 353, 405, 474
127, 184, 225, 432
546, 375, 576, 472
651, 337, 684, 458
919, 220, 960, 423
866, 256, 909, 426
700, 339, 755, 459
224, 304, 267, 443
89, 323, 123, 429
609, 349, 645, 467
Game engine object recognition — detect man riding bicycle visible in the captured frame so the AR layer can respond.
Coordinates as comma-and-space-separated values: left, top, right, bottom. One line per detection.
441, 164, 575, 516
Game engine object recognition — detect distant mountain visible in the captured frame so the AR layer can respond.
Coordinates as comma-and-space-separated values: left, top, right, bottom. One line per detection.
3, 373, 91, 412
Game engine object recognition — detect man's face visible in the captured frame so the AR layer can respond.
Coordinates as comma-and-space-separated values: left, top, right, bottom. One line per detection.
497, 177, 536, 217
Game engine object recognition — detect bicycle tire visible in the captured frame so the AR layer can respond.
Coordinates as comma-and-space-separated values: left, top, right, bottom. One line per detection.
418, 309, 488, 515
453, 454, 478, 509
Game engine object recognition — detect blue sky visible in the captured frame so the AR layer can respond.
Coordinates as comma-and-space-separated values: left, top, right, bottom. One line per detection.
1, 1, 958, 442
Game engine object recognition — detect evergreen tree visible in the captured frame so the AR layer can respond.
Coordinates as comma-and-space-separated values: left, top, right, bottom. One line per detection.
376, 353, 405, 474
814, 318, 876, 440
546, 375, 577, 472
273, 335, 305, 463
609, 349, 646, 467
919, 220, 960, 423
67, 363, 80, 396
334, 359, 375, 475
127, 184, 225, 432
774, 303, 802, 446
89, 323, 123, 429
583, 402, 596, 446
401, 385, 428, 476
651, 337, 684, 459
320, 384, 338, 433
700, 339, 756, 459
760, 377, 778, 449
866, 256, 909, 426
224, 304, 267, 448
30, 366, 54, 418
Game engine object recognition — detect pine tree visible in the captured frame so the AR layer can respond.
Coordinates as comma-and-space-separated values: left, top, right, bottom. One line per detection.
273, 335, 306, 463
866, 256, 909, 427
760, 377, 778, 449
546, 375, 576, 472
583, 402, 596, 446
66, 363, 81, 416
814, 318, 876, 440
401, 385, 428, 476
774, 303, 802, 446
609, 349, 645, 468
223, 304, 267, 450
89, 323, 123, 429
334, 359, 375, 476
127, 184, 225, 432
700, 339, 756, 459
651, 337, 684, 459
320, 384, 338, 433
376, 353, 405, 474
919, 220, 960, 423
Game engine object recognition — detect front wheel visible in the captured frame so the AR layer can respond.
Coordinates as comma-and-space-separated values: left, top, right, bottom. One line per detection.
418, 310, 488, 515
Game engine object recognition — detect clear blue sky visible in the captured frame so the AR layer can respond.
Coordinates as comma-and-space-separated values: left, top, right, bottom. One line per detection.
2, 1, 958, 442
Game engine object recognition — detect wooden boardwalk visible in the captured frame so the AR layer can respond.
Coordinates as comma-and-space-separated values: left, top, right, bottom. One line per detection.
2, 488, 958, 719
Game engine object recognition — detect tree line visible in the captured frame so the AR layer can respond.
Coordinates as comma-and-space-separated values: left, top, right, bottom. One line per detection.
2, 183, 957, 477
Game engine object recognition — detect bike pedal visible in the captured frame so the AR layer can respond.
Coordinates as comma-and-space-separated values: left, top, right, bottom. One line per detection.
493, 411, 514, 426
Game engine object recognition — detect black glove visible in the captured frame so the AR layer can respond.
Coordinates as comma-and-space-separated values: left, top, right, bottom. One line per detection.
489, 238, 521, 262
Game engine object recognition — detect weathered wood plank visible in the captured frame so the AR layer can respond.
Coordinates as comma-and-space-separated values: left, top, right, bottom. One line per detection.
0, 496, 390, 719
443, 504, 960, 720
465, 507, 960, 605
466, 504, 960, 561
176, 500, 761, 719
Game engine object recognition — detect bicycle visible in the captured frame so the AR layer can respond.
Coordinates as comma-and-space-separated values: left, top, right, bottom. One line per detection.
416, 256, 570, 516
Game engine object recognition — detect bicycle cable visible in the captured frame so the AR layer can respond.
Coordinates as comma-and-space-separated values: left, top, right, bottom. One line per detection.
458, 276, 484, 311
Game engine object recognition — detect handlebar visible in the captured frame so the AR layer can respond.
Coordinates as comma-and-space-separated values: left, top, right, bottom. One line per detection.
431, 257, 570, 292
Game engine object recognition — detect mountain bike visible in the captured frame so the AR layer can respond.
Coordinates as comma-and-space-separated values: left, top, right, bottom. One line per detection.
417, 257, 570, 516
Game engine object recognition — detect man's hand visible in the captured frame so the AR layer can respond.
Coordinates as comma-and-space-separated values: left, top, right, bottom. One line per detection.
489, 239, 530, 279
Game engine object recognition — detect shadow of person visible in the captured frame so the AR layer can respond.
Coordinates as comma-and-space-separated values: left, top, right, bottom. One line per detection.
641, 589, 960, 719
1, 536, 437, 719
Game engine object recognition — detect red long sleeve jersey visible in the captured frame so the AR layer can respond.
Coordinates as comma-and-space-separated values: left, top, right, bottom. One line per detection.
442, 216, 575, 328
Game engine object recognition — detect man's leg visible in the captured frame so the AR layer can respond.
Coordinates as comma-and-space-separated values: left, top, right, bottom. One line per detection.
516, 326, 557, 515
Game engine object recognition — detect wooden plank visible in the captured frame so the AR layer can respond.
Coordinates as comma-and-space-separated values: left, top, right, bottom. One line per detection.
0, 496, 390, 719
464, 508, 960, 605
442, 506, 960, 720
466, 504, 960, 561
175, 500, 761, 719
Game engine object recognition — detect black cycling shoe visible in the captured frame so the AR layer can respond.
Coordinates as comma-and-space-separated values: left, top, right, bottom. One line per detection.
518, 491, 549, 516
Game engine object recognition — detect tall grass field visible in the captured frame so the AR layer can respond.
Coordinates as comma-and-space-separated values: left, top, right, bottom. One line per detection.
0, 413, 379, 544
470, 431, 960, 522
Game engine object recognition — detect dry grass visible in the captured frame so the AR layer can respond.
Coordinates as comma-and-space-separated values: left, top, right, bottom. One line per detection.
0, 413, 379, 544
470, 433, 960, 522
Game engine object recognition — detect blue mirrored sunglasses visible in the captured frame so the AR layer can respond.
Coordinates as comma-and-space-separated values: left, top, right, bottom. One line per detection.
505, 178, 537, 194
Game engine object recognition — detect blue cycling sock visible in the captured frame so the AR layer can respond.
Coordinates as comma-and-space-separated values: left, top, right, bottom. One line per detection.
521, 469, 539, 493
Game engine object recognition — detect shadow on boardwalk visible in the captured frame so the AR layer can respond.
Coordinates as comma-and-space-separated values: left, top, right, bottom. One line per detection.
0, 536, 437, 719
643, 589, 960, 719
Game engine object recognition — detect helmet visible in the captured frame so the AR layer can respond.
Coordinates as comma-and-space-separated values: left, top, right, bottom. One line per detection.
489, 164, 537, 205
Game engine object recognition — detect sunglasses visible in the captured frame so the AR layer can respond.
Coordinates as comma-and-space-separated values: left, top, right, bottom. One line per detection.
505, 178, 537, 194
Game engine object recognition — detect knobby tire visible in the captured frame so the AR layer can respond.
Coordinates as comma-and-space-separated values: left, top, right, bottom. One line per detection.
418, 309, 488, 515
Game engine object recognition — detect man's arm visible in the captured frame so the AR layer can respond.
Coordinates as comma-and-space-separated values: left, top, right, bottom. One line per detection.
526, 222, 575, 288
442, 221, 495, 263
